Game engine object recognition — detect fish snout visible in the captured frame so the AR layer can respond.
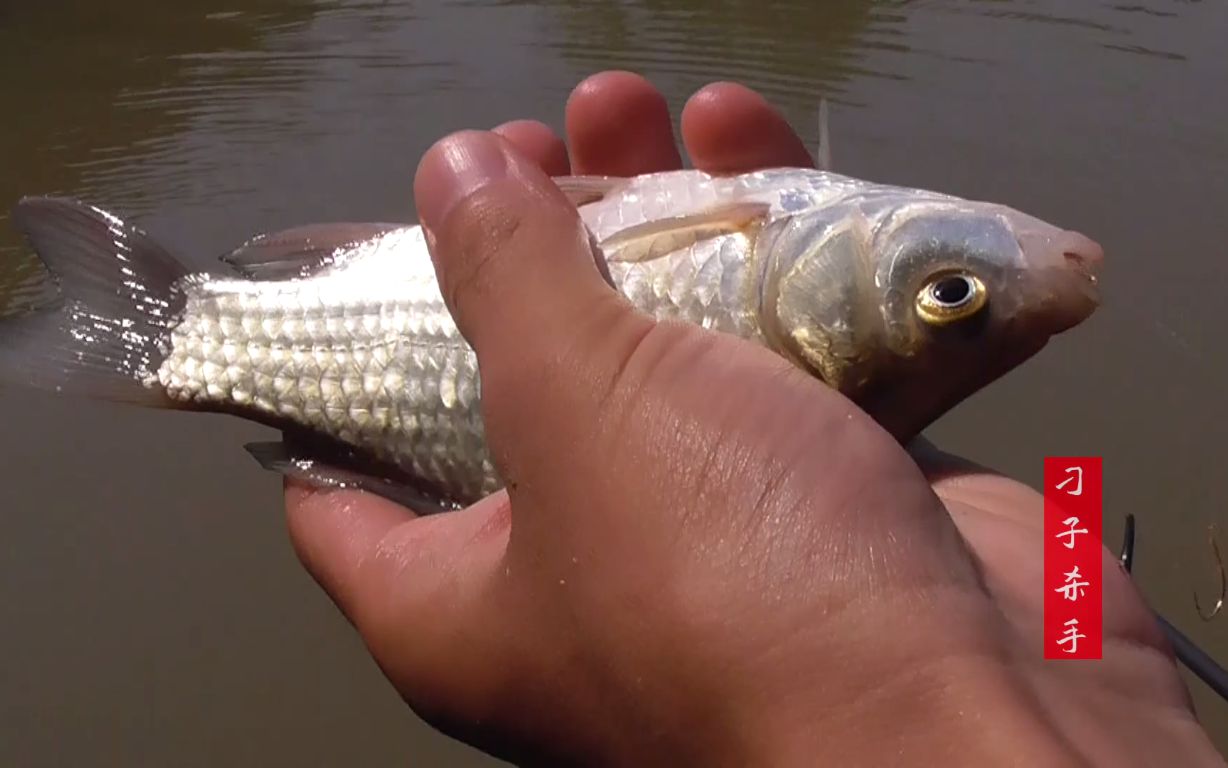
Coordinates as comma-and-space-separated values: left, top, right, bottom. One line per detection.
1045, 229, 1103, 333
1059, 230, 1104, 285
1006, 206, 1104, 334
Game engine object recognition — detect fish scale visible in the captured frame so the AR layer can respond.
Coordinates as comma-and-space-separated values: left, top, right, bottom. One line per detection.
608, 232, 762, 338
156, 205, 772, 501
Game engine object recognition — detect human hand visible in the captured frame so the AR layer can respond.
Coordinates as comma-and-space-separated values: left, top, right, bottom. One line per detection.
284, 72, 1224, 766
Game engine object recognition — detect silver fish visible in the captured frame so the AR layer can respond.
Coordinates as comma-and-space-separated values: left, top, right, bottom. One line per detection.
1, 167, 1102, 510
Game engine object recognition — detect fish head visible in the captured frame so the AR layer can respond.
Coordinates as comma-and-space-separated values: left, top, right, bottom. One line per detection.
760, 195, 1102, 441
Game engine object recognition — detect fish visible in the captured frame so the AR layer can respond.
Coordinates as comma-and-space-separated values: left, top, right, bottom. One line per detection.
0, 166, 1102, 511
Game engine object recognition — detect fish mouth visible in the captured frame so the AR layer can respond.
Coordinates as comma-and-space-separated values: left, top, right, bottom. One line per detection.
1046, 230, 1104, 334
1003, 206, 1105, 335
1060, 231, 1103, 288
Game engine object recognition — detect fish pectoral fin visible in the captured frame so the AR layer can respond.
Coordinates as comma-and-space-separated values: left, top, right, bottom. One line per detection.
602, 202, 773, 264
552, 175, 630, 207
220, 222, 408, 281
244, 440, 461, 515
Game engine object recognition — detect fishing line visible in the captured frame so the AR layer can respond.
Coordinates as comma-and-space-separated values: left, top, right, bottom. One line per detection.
1147, 315, 1201, 360
1106, 290, 1214, 377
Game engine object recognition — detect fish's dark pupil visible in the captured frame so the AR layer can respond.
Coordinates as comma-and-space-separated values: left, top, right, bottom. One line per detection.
932, 276, 972, 306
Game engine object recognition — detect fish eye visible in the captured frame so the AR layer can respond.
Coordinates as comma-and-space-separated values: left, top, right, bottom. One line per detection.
915, 271, 988, 326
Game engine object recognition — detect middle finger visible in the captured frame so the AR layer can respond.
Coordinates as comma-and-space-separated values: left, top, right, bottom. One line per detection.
565, 70, 684, 176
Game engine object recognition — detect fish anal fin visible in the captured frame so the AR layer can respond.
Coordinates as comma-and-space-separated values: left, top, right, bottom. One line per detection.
221, 222, 407, 281
603, 202, 773, 263
552, 175, 629, 207
244, 440, 462, 515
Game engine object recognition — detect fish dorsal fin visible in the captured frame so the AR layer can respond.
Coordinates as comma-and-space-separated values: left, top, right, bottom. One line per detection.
602, 202, 773, 263
220, 222, 406, 280
552, 175, 629, 207
816, 97, 833, 171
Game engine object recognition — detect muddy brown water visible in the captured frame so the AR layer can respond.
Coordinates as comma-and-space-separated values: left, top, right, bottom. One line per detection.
1, 1, 1226, 764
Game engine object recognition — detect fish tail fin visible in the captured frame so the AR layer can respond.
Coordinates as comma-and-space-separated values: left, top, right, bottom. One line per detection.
0, 196, 189, 407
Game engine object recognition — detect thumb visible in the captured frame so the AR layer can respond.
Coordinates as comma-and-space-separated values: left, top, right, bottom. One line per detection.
414, 129, 620, 370
413, 130, 655, 489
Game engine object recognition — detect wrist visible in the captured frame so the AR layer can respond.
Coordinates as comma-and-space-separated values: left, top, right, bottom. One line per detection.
748, 653, 1078, 767
719, 593, 1082, 767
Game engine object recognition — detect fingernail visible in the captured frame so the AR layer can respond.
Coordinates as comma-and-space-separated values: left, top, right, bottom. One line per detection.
415, 130, 509, 231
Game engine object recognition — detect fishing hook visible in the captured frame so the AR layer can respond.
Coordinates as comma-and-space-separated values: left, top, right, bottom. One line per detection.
1194, 525, 1225, 622
1119, 513, 1136, 572
1120, 514, 1228, 702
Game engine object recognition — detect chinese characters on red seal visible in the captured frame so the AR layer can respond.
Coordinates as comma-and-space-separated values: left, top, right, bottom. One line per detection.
1044, 457, 1103, 660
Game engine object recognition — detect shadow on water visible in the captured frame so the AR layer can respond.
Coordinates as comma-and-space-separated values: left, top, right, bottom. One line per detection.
1, 0, 1226, 764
